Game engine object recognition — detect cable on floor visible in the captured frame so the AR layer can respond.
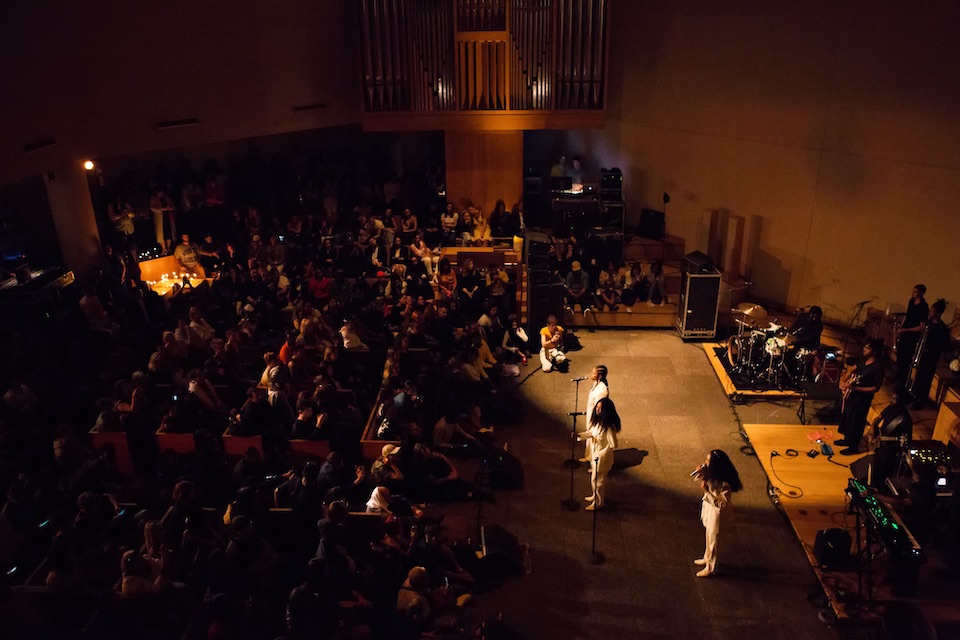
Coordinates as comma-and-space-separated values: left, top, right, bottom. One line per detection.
768, 450, 804, 498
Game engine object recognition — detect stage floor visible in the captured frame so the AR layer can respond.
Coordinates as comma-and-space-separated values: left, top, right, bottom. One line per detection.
743, 423, 960, 629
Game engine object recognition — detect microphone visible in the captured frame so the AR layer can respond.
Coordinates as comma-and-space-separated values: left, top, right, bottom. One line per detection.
690, 466, 704, 478
570, 376, 587, 382
855, 299, 871, 306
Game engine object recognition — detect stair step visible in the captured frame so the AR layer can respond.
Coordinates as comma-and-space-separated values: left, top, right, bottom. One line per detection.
565, 303, 677, 328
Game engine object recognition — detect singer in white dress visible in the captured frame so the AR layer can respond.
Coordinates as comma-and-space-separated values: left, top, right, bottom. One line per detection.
692, 449, 743, 576
581, 365, 609, 463
578, 397, 620, 510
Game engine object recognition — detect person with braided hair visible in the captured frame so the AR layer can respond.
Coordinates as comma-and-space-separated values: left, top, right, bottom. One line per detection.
579, 365, 610, 463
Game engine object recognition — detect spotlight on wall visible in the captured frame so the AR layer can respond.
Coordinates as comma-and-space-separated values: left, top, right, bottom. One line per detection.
83, 160, 96, 171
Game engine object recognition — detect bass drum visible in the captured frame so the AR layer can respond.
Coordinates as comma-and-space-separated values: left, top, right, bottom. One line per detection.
726, 335, 742, 367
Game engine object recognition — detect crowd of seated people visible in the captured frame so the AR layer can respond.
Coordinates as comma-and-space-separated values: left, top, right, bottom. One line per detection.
0, 150, 532, 639
548, 233, 671, 317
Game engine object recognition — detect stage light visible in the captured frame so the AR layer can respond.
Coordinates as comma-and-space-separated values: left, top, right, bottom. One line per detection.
83, 160, 95, 171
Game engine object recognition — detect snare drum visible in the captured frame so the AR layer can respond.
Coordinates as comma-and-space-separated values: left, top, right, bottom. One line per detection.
765, 336, 786, 356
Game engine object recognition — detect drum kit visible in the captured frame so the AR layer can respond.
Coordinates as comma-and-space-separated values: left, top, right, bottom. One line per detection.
726, 302, 843, 389
725, 303, 791, 388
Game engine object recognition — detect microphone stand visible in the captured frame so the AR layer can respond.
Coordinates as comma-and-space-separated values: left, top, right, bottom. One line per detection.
587, 456, 605, 564
473, 458, 488, 549
841, 300, 870, 360
561, 378, 585, 511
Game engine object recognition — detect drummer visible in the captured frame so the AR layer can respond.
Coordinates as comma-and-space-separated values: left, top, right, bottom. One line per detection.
788, 305, 823, 351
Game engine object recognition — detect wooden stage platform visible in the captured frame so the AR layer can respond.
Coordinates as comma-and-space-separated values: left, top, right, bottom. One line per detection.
702, 342, 804, 400
743, 423, 960, 634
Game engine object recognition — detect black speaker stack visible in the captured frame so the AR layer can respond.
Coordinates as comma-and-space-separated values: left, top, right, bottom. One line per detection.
675, 250, 721, 340
525, 231, 563, 328
598, 167, 624, 234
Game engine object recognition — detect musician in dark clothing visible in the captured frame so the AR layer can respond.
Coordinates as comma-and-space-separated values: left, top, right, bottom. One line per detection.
870, 387, 914, 489
910, 298, 951, 409
836, 339, 884, 456
896, 284, 928, 387
789, 305, 824, 350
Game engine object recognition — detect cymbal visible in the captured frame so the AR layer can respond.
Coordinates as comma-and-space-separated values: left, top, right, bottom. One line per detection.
738, 302, 768, 320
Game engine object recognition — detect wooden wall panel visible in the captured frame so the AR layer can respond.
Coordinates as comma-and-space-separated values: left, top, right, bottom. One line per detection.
444, 130, 523, 212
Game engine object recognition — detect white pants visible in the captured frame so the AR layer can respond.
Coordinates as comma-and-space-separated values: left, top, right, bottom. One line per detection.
539, 347, 565, 372
421, 255, 435, 277
702, 522, 719, 573
590, 451, 613, 506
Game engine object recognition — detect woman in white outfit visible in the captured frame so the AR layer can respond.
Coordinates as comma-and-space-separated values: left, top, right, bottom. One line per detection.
692, 449, 742, 577
578, 397, 620, 511
581, 365, 609, 463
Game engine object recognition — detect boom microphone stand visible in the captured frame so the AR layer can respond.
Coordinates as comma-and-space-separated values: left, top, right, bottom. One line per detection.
561, 377, 586, 511
841, 299, 871, 360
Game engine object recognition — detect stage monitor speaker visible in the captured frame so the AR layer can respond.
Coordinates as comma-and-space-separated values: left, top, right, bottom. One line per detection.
638, 208, 665, 240
813, 528, 851, 568
675, 268, 721, 339
849, 454, 875, 485
527, 281, 564, 329
480, 524, 524, 576
683, 250, 714, 274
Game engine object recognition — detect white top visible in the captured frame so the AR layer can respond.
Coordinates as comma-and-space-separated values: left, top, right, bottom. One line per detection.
700, 482, 731, 529
585, 420, 619, 457
587, 381, 609, 418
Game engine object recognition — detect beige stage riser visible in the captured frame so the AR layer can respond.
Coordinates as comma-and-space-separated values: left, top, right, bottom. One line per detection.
742, 423, 960, 627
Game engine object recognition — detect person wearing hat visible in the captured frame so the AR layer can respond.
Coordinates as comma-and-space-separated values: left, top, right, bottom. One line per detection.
564, 260, 593, 314
370, 443, 404, 491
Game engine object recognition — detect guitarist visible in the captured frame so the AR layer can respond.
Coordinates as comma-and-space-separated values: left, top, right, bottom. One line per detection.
836, 339, 884, 456
869, 387, 914, 489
